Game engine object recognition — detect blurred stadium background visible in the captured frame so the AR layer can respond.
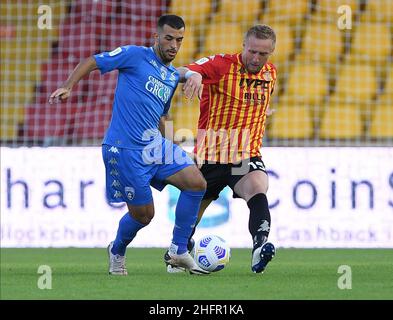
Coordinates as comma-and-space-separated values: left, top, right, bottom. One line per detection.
1, 0, 392, 147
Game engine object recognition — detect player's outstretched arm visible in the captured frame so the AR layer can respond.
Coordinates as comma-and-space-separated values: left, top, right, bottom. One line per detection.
49, 56, 98, 104
177, 66, 203, 101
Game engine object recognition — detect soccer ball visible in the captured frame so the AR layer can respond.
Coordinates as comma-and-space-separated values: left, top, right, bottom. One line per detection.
193, 235, 231, 272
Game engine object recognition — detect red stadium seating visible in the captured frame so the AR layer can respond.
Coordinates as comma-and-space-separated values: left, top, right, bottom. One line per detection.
57, 19, 101, 62
76, 71, 118, 138
37, 59, 86, 104
120, 0, 166, 17
85, 70, 118, 105
68, 0, 117, 24
73, 103, 112, 139
100, 0, 165, 49
22, 1, 165, 143
101, 19, 154, 50
25, 102, 79, 138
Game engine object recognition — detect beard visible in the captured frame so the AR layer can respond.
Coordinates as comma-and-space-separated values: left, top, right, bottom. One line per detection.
156, 45, 176, 64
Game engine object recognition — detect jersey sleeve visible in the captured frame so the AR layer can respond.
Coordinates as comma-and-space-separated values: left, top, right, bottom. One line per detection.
94, 45, 139, 74
186, 55, 229, 84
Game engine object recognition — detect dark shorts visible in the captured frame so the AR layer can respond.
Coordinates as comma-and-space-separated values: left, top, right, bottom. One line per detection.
200, 156, 267, 200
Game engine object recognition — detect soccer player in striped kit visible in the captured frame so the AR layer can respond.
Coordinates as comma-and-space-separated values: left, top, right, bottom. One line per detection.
170, 25, 277, 274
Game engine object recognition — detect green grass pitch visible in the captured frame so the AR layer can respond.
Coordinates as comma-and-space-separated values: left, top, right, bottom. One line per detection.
1, 248, 392, 300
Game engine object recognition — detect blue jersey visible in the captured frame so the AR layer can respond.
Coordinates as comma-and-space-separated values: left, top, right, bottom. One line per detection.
94, 46, 179, 149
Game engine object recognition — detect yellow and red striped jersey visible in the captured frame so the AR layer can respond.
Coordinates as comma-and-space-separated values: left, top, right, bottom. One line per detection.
187, 54, 277, 163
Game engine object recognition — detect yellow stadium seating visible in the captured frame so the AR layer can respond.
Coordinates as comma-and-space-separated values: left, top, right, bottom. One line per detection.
348, 22, 391, 65
297, 22, 343, 63
171, 92, 200, 139
0, 62, 41, 82
0, 81, 35, 105
369, 104, 393, 138
212, 0, 261, 27
0, 120, 19, 140
330, 62, 377, 103
1, 39, 51, 62
379, 67, 393, 104
168, 0, 212, 26
312, 0, 359, 22
0, 100, 25, 140
202, 22, 243, 56
362, 0, 393, 23
263, 23, 294, 64
263, 0, 311, 24
174, 28, 198, 67
319, 103, 363, 139
15, 24, 59, 41
282, 62, 328, 104
0, 1, 66, 24
0, 103, 26, 122
269, 104, 313, 139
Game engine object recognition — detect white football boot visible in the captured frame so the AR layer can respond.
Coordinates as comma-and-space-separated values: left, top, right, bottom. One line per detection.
107, 241, 128, 275
165, 239, 196, 274
164, 243, 209, 275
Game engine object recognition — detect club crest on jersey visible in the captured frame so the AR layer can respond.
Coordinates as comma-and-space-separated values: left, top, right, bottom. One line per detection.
263, 71, 272, 81
160, 66, 167, 80
125, 187, 135, 200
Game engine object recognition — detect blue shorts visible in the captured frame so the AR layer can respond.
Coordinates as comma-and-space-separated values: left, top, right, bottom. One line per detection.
102, 138, 194, 205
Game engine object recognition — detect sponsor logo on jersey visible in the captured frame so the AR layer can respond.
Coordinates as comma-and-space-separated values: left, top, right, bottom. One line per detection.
109, 158, 117, 165
108, 146, 119, 153
110, 169, 119, 176
145, 76, 171, 103
111, 180, 121, 188
113, 191, 122, 198
243, 92, 266, 101
239, 78, 270, 89
149, 59, 159, 68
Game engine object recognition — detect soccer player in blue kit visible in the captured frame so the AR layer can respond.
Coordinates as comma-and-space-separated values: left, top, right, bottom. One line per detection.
49, 15, 209, 275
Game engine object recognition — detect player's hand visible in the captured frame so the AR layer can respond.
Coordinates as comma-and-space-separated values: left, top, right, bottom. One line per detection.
182, 73, 203, 101
266, 105, 276, 117
49, 87, 71, 104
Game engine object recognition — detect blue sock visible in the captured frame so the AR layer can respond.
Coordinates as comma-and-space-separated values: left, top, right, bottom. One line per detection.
111, 212, 145, 256
171, 190, 205, 254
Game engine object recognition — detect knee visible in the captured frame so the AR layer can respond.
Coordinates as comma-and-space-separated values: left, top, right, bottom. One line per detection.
130, 208, 155, 225
190, 174, 207, 191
